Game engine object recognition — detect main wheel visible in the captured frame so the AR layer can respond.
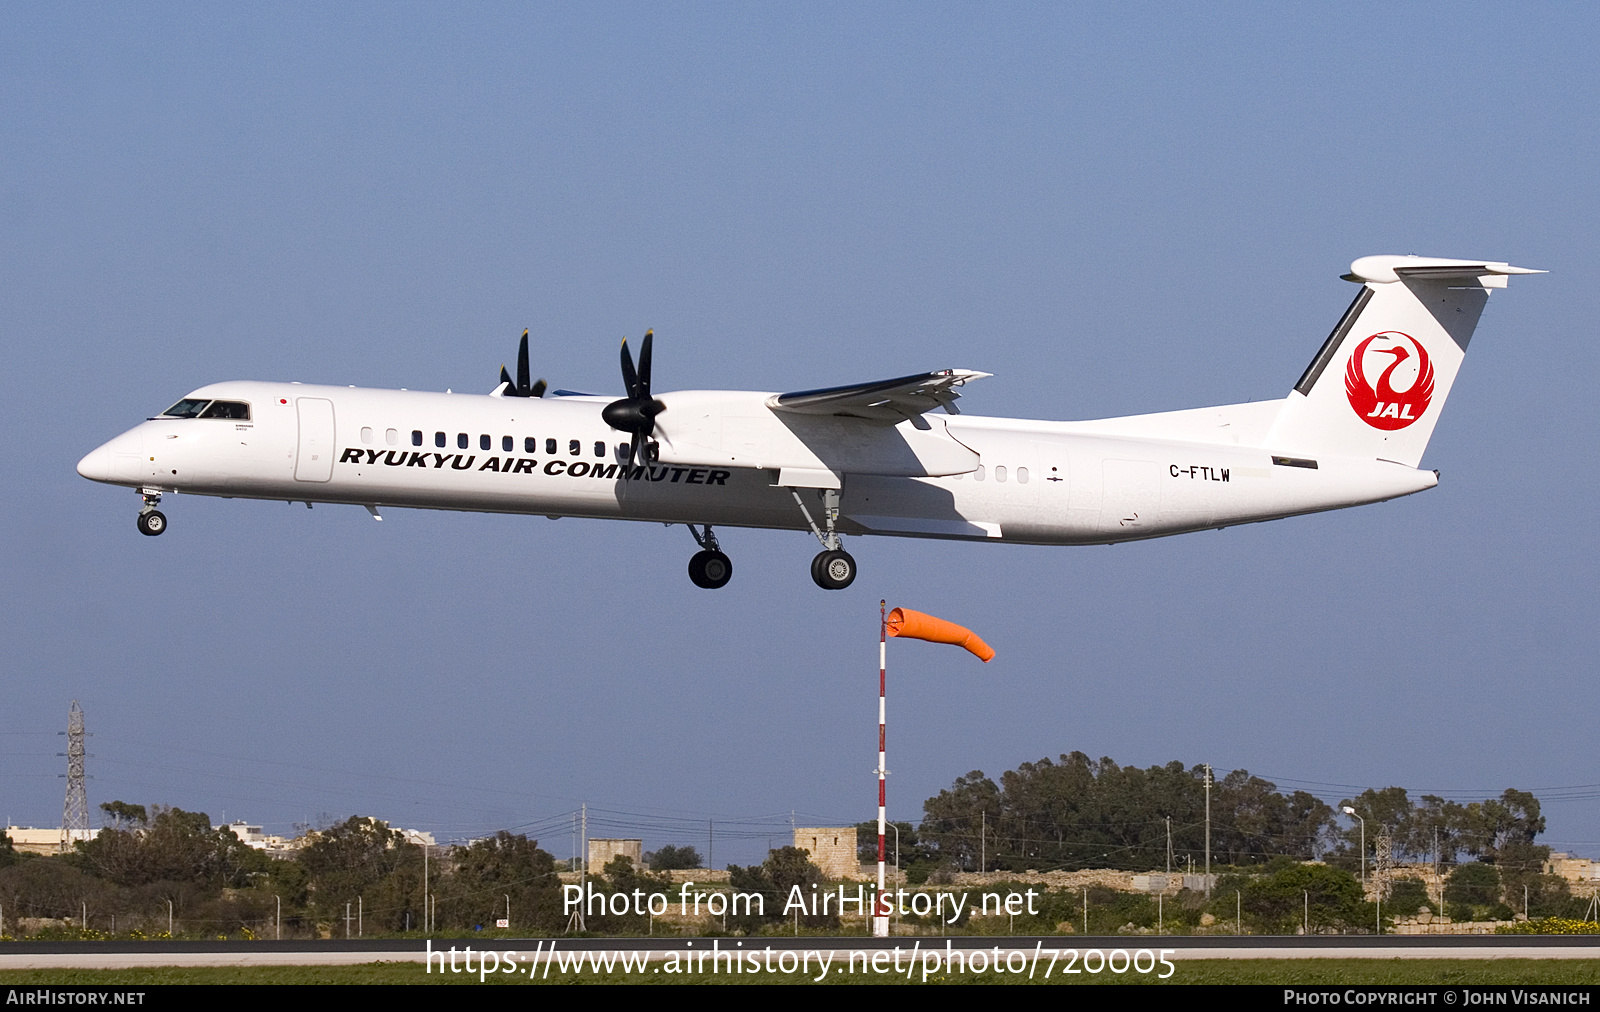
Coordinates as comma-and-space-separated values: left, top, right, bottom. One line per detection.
811, 549, 856, 590
137, 510, 167, 537
687, 550, 733, 589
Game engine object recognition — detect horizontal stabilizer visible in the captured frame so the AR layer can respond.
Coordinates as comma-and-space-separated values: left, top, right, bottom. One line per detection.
1344, 255, 1545, 287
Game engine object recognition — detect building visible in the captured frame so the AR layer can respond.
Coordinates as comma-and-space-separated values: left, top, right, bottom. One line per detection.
588, 838, 642, 871
5, 827, 97, 855
794, 827, 859, 880
1546, 853, 1600, 884
215, 821, 296, 855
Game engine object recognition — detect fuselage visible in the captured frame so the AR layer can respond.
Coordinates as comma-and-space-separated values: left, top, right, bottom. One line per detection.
77, 380, 1438, 546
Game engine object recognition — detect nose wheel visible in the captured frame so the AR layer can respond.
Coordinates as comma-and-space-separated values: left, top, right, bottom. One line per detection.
137, 510, 167, 536
136, 489, 167, 536
685, 524, 732, 589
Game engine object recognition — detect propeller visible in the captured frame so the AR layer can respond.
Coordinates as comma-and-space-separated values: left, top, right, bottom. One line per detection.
497, 329, 548, 398
601, 329, 666, 467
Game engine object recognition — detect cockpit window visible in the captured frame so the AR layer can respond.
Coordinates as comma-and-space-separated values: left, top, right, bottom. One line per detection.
161, 399, 211, 418
199, 400, 250, 420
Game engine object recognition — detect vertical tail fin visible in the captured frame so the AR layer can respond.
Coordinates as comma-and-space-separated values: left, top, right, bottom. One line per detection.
1264, 255, 1543, 467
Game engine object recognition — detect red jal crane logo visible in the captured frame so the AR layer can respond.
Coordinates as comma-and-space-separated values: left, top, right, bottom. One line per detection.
1345, 331, 1433, 430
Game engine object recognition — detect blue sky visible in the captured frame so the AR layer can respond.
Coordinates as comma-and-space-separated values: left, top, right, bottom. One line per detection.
2, 4, 1596, 864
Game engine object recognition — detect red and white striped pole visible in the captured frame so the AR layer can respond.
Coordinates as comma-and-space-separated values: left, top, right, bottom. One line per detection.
874, 600, 890, 937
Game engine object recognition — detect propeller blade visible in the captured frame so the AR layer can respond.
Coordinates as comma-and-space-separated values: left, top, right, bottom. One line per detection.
637, 329, 653, 401
619, 338, 639, 400
530, 378, 547, 398
517, 329, 531, 396
499, 365, 514, 391
604, 330, 666, 453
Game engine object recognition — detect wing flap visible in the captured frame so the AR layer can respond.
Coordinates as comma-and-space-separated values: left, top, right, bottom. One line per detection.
768, 369, 991, 424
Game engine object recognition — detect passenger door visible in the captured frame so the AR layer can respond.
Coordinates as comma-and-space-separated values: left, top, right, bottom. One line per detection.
294, 398, 336, 482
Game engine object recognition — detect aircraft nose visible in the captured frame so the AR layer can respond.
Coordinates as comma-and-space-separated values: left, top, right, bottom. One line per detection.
76, 444, 112, 482
77, 429, 143, 484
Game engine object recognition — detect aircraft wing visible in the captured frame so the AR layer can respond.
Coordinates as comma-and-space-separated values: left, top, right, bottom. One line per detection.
767, 369, 991, 424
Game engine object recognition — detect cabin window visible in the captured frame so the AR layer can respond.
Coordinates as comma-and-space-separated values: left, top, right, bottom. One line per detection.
198, 400, 251, 420
360, 427, 373, 443
1017, 467, 1029, 484
412, 430, 423, 446
479, 434, 491, 451
525, 437, 536, 453
435, 431, 446, 448
995, 465, 1007, 483
617, 443, 628, 460
974, 465, 986, 481
502, 435, 513, 452
386, 428, 398, 445
594, 441, 605, 458
457, 433, 468, 449
545, 438, 556, 454
569, 439, 580, 456
160, 398, 210, 418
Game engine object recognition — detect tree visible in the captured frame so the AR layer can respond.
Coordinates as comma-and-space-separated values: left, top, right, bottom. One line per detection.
1337, 788, 1417, 862
919, 753, 1338, 872
854, 821, 941, 882
920, 770, 1000, 870
78, 805, 263, 889
763, 846, 836, 929
644, 845, 701, 871
1226, 857, 1369, 934
98, 802, 146, 830
1462, 790, 1544, 862
725, 846, 835, 932
296, 816, 412, 926
1445, 861, 1506, 920
1411, 795, 1467, 864
441, 832, 561, 933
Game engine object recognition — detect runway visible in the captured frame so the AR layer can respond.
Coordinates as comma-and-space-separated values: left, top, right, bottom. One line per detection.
0, 935, 1594, 969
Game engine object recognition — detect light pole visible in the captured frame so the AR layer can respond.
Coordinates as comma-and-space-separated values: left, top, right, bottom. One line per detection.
890, 823, 901, 935
1204, 765, 1212, 899
1342, 807, 1366, 890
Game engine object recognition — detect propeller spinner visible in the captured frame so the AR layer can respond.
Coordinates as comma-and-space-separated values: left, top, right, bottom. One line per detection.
602, 329, 666, 466
497, 329, 548, 398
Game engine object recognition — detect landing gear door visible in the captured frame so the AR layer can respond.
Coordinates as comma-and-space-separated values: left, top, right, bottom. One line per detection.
294, 398, 336, 483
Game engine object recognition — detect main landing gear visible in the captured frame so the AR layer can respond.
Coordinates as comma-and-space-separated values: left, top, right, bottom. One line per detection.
686, 524, 732, 589
136, 489, 167, 537
791, 487, 856, 590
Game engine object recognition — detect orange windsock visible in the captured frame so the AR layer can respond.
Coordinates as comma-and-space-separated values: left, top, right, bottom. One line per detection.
886, 607, 994, 663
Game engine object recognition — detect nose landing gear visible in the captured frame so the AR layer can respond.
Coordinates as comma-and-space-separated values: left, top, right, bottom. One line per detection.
686, 524, 732, 589
137, 489, 167, 537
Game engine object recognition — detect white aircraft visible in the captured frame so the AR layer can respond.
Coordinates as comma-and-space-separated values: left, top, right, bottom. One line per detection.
78, 254, 1541, 590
